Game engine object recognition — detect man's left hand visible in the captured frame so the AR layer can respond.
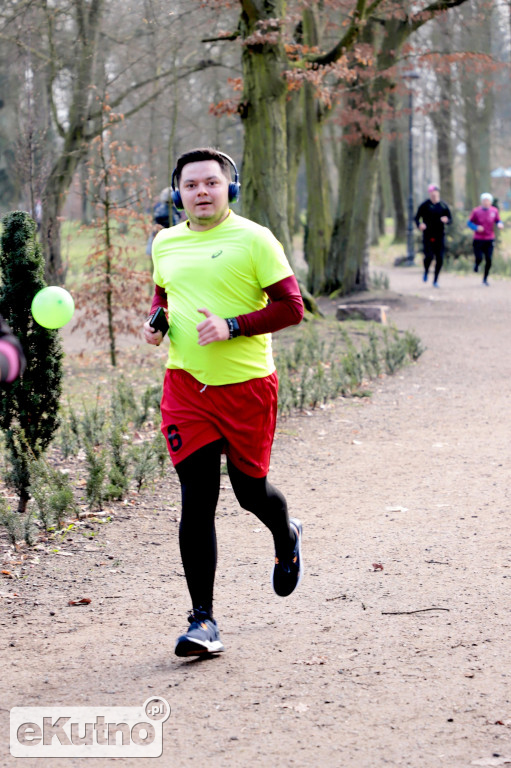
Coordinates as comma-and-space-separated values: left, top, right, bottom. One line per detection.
196, 308, 229, 346
440, 216, 449, 224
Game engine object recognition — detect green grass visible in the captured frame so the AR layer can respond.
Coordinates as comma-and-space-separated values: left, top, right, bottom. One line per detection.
370, 218, 408, 266
61, 222, 97, 281
61, 221, 149, 289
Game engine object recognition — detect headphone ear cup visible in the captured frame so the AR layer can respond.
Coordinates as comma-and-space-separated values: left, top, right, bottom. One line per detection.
228, 182, 240, 203
171, 189, 183, 211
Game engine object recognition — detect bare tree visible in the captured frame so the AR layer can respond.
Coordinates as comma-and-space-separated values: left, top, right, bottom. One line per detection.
1, 0, 222, 282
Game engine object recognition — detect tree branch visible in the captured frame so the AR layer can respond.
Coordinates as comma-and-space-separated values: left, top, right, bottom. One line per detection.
84, 60, 221, 135
240, 0, 264, 24
308, 0, 468, 67
72, 0, 86, 42
201, 31, 240, 42
382, 608, 450, 615
308, 0, 385, 66
409, 0, 471, 33
43, 0, 66, 139
0, 33, 51, 64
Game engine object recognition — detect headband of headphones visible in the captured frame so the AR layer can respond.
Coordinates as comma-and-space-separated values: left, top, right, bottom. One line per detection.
171, 151, 240, 211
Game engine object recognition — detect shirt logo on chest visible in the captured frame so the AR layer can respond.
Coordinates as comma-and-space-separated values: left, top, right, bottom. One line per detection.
211, 250, 223, 259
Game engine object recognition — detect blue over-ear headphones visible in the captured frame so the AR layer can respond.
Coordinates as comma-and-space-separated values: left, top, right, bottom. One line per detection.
170, 151, 240, 211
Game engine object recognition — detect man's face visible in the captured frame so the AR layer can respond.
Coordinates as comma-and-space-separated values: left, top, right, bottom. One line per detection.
429, 189, 440, 203
179, 160, 230, 231
481, 197, 492, 209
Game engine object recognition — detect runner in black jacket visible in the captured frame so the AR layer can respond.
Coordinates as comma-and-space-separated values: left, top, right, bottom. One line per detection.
414, 184, 452, 287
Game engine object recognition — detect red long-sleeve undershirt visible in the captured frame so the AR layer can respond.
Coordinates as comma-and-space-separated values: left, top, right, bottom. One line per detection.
149, 274, 304, 336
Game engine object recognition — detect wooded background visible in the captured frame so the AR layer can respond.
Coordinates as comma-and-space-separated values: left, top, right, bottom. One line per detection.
1, 0, 509, 295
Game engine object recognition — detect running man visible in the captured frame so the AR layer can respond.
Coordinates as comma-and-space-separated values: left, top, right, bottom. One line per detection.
145, 188, 171, 258
144, 148, 304, 657
467, 193, 504, 286
414, 184, 452, 287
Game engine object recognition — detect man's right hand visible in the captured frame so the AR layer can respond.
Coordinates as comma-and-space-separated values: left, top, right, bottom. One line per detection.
477, 225, 484, 233
144, 319, 163, 346
419, 223, 427, 231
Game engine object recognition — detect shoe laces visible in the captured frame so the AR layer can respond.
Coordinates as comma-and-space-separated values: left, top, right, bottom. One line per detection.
275, 548, 297, 572
188, 607, 212, 626
275, 528, 298, 569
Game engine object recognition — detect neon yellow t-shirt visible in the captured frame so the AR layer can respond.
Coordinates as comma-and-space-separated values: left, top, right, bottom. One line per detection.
152, 211, 294, 385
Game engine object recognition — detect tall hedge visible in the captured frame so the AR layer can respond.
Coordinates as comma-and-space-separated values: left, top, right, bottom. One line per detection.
0, 211, 63, 513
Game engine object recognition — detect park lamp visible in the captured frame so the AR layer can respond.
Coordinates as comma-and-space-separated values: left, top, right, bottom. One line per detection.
402, 70, 420, 265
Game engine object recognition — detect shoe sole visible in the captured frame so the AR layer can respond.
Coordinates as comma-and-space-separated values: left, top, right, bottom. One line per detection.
175, 637, 224, 657
290, 518, 303, 593
272, 518, 303, 597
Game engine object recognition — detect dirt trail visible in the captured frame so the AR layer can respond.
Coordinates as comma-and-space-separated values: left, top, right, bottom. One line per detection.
2, 265, 511, 768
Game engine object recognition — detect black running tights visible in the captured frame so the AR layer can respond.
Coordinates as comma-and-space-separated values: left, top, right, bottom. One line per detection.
473, 239, 494, 281
423, 238, 444, 282
175, 440, 294, 616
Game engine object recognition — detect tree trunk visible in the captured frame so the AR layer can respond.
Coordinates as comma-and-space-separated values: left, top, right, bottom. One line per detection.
343, 139, 381, 292
377, 168, 386, 238
238, 2, 320, 314
388, 137, 407, 243
327, 18, 403, 295
302, 6, 333, 295
168, 57, 179, 188
460, 0, 493, 208
432, 100, 455, 205
387, 92, 407, 242
42, 137, 87, 283
371, 167, 385, 245
80, 159, 91, 226
325, 140, 362, 292
41, 0, 104, 283
18, 491, 29, 516
303, 81, 333, 294
463, 88, 492, 209
239, 3, 292, 261
286, 90, 304, 238
428, 22, 455, 205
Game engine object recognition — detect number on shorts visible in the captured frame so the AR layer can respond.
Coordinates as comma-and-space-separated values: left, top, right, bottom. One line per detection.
167, 424, 182, 452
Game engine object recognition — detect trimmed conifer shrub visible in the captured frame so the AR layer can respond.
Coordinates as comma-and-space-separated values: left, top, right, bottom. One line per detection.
0, 211, 64, 513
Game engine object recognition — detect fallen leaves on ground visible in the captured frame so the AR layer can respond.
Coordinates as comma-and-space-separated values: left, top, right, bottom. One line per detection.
68, 597, 92, 606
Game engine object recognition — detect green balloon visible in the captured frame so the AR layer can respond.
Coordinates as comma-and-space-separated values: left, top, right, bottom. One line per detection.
31, 286, 75, 329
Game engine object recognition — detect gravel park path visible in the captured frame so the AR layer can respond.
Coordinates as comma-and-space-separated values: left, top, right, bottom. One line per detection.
1, 264, 511, 768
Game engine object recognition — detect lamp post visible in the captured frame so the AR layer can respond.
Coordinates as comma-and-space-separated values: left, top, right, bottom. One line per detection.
403, 71, 420, 265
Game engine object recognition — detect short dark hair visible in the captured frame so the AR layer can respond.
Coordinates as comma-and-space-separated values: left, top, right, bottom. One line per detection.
173, 148, 232, 187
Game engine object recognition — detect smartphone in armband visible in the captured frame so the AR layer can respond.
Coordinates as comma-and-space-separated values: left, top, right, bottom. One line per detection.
149, 307, 169, 338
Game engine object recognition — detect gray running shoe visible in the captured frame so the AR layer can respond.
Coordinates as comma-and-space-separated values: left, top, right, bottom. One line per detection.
175, 608, 224, 657
272, 518, 303, 597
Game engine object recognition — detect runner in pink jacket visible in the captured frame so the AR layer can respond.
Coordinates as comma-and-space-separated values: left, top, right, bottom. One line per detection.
467, 193, 504, 285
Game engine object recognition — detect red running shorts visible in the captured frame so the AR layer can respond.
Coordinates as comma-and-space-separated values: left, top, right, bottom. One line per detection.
160, 368, 279, 478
